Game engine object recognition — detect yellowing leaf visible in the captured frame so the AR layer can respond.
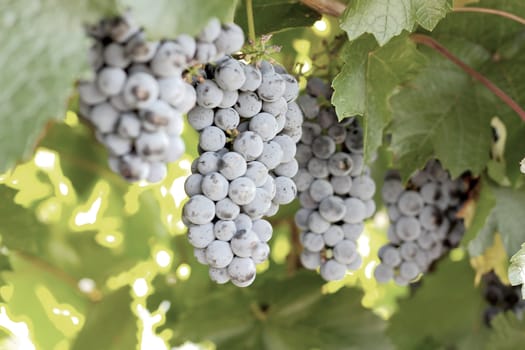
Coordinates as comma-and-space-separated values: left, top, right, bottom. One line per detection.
470, 233, 509, 285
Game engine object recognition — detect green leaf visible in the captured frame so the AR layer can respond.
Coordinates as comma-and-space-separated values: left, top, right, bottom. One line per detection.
508, 243, 525, 287
2, 254, 88, 349
387, 259, 489, 349
0, 0, 117, 172
331, 34, 426, 164
171, 272, 392, 349
71, 287, 138, 350
464, 179, 496, 256
492, 186, 525, 256
389, 36, 492, 180
487, 313, 525, 349
340, 0, 451, 46
118, 0, 239, 38
235, 0, 320, 35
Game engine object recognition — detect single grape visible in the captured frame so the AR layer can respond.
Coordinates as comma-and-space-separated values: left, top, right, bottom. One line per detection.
323, 226, 345, 247
219, 90, 239, 108
215, 198, 241, 220
297, 95, 320, 119
117, 113, 141, 138
349, 176, 376, 201
303, 232, 325, 252
397, 190, 424, 216
320, 260, 346, 281
399, 261, 420, 280
197, 152, 221, 174
274, 159, 299, 177
382, 179, 404, 204
257, 141, 283, 170
201, 172, 229, 201
380, 246, 402, 267
272, 135, 296, 163
199, 126, 226, 152
245, 161, 269, 187
104, 134, 132, 156
89, 102, 120, 133
333, 240, 358, 264
400, 241, 419, 261
183, 195, 215, 225
311, 136, 336, 159
214, 23, 244, 54
309, 179, 334, 202
199, 18, 221, 43
293, 169, 314, 192
187, 223, 215, 248
209, 267, 230, 284
234, 213, 253, 231
343, 198, 367, 224
243, 188, 272, 218
300, 249, 321, 270
135, 131, 169, 161
299, 191, 318, 209
374, 264, 394, 283
228, 177, 257, 205
249, 112, 278, 141
214, 108, 240, 131
205, 240, 234, 268
273, 176, 297, 205
252, 242, 270, 264
308, 212, 330, 234
213, 220, 236, 241
307, 158, 329, 179
215, 58, 246, 91
328, 152, 353, 176
395, 216, 421, 241
331, 176, 352, 195
257, 72, 285, 102
196, 80, 224, 109
252, 219, 272, 242
240, 64, 262, 91
123, 72, 159, 108
233, 131, 264, 160
118, 154, 150, 181
235, 91, 262, 118
318, 196, 346, 223
184, 174, 203, 196
194, 248, 208, 265
342, 223, 364, 241
218, 152, 246, 180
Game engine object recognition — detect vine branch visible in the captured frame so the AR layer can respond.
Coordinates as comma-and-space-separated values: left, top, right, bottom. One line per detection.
300, 0, 345, 17
245, 0, 256, 43
453, 7, 525, 26
411, 34, 525, 122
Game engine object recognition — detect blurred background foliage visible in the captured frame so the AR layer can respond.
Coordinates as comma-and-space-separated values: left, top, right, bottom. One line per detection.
1, 0, 525, 349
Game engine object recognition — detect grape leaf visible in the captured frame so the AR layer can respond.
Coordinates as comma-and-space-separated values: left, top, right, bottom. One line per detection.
464, 179, 496, 255
118, 0, 239, 39
2, 254, 88, 350
71, 287, 138, 350
389, 36, 492, 180
235, 0, 320, 35
171, 272, 392, 350
331, 34, 426, 164
387, 259, 489, 349
492, 186, 525, 256
0, 0, 118, 173
340, 0, 451, 46
467, 184, 525, 260
487, 313, 525, 349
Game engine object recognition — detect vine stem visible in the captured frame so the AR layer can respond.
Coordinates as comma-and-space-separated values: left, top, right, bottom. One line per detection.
245, 0, 256, 43
300, 0, 345, 17
453, 7, 525, 26
411, 34, 525, 122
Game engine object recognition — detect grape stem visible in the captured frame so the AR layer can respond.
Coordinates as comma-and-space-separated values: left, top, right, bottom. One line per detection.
411, 34, 525, 122
453, 7, 525, 26
245, 0, 256, 43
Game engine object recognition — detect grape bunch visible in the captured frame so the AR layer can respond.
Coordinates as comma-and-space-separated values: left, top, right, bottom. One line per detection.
294, 78, 376, 281
374, 160, 468, 285
182, 57, 302, 287
78, 13, 244, 182
482, 271, 525, 326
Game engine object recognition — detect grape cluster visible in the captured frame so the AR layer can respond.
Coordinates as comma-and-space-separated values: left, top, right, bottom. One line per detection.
78, 13, 244, 182
294, 78, 376, 281
482, 271, 525, 326
374, 160, 468, 285
182, 57, 302, 287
